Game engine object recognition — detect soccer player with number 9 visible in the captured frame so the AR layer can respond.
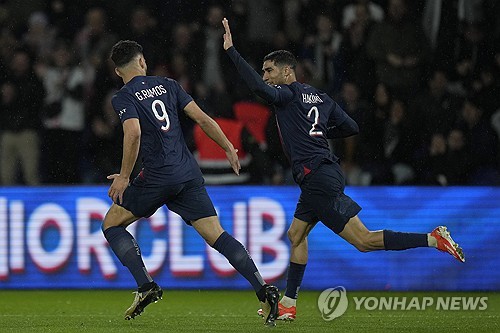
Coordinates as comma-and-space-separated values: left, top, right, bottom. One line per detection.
102, 40, 280, 326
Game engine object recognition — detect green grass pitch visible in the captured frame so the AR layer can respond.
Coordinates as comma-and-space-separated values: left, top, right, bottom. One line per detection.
0, 290, 498, 332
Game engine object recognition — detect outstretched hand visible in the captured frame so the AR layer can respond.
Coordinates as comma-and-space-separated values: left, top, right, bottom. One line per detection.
226, 148, 241, 175
222, 17, 233, 50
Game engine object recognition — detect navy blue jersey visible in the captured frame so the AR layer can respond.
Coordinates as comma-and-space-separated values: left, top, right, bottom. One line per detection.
111, 76, 202, 185
226, 47, 359, 183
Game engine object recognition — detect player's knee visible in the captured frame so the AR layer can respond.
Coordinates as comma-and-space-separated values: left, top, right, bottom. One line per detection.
287, 228, 303, 247
101, 208, 123, 231
354, 243, 371, 252
354, 234, 378, 252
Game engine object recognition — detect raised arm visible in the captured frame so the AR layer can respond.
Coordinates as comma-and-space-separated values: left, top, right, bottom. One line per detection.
222, 18, 291, 105
184, 101, 241, 175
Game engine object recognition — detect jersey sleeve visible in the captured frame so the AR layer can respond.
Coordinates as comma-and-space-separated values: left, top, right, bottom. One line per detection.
168, 78, 193, 110
226, 46, 294, 106
326, 102, 359, 138
111, 91, 139, 123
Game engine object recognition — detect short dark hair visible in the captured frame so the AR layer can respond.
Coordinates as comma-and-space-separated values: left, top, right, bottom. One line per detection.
110, 40, 143, 67
263, 50, 297, 70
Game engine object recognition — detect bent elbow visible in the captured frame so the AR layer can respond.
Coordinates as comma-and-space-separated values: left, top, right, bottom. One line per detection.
352, 122, 360, 135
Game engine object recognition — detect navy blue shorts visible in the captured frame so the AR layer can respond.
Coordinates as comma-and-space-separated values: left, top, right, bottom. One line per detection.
294, 161, 361, 234
119, 176, 216, 224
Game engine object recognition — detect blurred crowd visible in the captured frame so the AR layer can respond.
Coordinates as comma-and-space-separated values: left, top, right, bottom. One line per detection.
0, 0, 499, 186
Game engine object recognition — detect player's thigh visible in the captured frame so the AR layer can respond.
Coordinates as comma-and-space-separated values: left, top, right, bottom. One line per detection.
103, 203, 140, 229
299, 163, 361, 234
338, 215, 371, 246
166, 177, 217, 225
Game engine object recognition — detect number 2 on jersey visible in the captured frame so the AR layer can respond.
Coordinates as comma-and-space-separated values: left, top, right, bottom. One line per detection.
307, 106, 323, 136
151, 99, 170, 131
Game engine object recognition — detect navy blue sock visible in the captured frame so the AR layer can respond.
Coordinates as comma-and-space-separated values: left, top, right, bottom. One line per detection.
383, 230, 428, 250
103, 226, 152, 288
284, 262, 306, 299
213, 232, 265, 295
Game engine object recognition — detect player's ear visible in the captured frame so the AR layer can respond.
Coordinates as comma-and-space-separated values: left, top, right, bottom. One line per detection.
114, 67, 122, 77
139, 55, 146, 69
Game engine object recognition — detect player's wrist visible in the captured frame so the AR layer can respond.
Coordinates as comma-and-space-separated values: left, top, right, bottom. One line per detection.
117, 174, 130, 181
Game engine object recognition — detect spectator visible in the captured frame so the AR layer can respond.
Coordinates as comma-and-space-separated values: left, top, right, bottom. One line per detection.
87, 90, 124, 182
382, 99, 417, 184
451, 22, 491, 94
39, 41, 86, 183
300, 13, 343, 96
444, 128, 470, 185
409, 69, 462, 149
22, 11, 56, 63
419, 132, 448, 185
74, 7, 117, 76
339, 2, 377, 100
471, 64, 500, 119
358, 82, 392, 185
457, 99, 500, 184
331, 81, 368, 185
366, 0, 430, 100
342, 0, 384, 30
126, 6, 162, 70
422, 0, 484, 73
0, 48, 44, 185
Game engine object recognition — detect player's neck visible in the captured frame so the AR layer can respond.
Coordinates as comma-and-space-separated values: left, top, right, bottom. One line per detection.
122, 70, 146, 84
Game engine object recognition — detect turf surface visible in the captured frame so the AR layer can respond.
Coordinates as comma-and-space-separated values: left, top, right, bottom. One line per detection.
0, 290, 498, 332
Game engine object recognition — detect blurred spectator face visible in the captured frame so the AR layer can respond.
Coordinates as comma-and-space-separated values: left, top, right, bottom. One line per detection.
375, 83, 390, 107
294, 61, 312, 84
1, 82, 16, 104
462, 101, 482, 126
28, 12, 49, 35
171, 54, 187, 76
479, 68, 494, 86
429, 70, 448, 94
388, 0, 407, 23
131, 7, 155, 34
342, 82, 360, 104
390, 99, 405, 124
272, 31, 289, 50
86, 8, 106, 35
53, 45, 71, 67
354, 3, 370, 25
316, 14, 333, 35
206, 6, 223, 28
10, 51, 31, 76
430, 133, 446, 155
447, 129, 465, 151
173, 23, 192, 49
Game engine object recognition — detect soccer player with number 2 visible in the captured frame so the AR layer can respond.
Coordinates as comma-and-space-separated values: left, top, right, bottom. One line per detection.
102, 40, 279, 327
222, 17, 465, 321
